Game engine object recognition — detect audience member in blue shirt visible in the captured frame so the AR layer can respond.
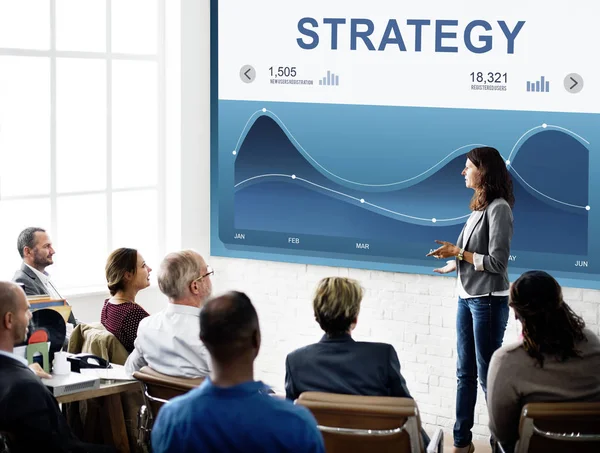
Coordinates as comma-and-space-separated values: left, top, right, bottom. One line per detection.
151, 291, 325, 453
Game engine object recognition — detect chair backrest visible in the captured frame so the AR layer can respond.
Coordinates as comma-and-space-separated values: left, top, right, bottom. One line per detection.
296, 392, 423, 453
67, 322, 129, 365
132, 366, 204, 418
517, 402, 600, 453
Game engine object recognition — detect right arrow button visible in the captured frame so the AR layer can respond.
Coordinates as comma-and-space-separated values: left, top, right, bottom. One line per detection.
564, 73, 584, 94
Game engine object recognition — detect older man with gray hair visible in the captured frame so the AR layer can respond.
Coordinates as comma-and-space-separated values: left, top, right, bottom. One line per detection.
125, 250, 213, 377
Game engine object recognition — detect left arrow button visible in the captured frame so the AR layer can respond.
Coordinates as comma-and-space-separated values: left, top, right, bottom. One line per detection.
239, 65, 256, 84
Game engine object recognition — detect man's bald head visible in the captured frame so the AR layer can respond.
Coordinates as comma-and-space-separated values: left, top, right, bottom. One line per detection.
0, 281, 31, 346
0, 282, 23, 321
200, 291, 260, 364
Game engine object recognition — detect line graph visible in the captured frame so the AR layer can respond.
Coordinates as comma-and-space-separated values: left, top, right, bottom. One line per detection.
233, 110, 591, 211
214, 99, 595, 283
507, 123, 590, 163
233, 109, 591, 203
235, 173, 471, 222
509, 166, 590, 210
233, 108, 486, 187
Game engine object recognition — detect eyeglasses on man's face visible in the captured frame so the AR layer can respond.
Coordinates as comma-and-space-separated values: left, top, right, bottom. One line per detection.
193, 265, 214, 283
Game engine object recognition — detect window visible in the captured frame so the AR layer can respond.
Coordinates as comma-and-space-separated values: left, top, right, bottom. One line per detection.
0, 0, 166, 292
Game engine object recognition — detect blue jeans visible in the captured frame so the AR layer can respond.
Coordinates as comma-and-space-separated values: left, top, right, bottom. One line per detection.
453, 296, 509, 448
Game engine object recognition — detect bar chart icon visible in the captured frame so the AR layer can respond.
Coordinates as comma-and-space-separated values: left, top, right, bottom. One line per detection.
526, 76, 550, 92
318, 70, 340, 86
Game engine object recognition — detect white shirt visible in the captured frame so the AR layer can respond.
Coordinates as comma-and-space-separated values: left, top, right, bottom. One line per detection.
25, 264, 62, 300
125, 303, 211, 378
0, 349, 29, 367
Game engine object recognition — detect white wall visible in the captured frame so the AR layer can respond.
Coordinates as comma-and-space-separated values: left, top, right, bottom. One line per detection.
175, 0, 600, 440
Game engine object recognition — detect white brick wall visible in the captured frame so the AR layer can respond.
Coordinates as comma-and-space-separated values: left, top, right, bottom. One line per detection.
211, 256, 600, 441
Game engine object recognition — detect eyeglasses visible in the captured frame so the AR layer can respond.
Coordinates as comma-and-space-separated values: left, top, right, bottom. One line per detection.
193, 265, 214, 283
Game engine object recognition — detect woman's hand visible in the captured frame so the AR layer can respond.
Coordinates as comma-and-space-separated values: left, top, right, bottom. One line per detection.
434, 261, 457, 274
426, 240, 460, 259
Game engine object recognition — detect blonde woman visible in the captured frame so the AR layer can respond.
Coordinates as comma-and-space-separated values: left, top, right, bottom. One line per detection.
285, 276, 412, 399
285, 277, 429, 445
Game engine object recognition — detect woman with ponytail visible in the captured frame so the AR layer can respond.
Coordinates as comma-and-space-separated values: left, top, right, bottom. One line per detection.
487, 270, 600, 451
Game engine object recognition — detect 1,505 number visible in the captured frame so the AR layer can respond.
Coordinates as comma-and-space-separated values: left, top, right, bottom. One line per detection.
269, 66, 297, 77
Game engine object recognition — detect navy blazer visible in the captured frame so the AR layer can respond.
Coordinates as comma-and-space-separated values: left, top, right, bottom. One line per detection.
0, 354, 112, 453
285, 334, 412, 401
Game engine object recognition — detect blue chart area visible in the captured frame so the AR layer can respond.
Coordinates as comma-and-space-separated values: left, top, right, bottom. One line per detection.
510, 130, 588, 254
234, 115, 466, 245
213, 100, 599, 286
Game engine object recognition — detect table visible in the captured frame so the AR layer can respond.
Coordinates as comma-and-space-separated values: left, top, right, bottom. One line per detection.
58, 380, 141, 453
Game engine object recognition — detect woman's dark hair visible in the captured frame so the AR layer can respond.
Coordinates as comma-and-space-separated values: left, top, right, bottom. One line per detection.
466, 146, 514, 210
510, 270, 587, 367
105, 248, 138, 296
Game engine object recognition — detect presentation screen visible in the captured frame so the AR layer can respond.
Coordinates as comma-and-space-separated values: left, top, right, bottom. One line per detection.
210, 0, 600, 288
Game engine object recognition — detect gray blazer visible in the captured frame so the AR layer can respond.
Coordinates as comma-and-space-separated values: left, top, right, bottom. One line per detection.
12, 263, 49, 296
456, 198, 513, 295
12, 263, 77, 325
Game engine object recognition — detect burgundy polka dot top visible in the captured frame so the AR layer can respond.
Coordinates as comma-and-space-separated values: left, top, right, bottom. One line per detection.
100, 299, 150, 353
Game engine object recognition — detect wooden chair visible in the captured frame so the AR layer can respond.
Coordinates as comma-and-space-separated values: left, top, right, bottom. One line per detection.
296, 392, 443, 453
132, 366, 203, 447
497, 401, 600, 453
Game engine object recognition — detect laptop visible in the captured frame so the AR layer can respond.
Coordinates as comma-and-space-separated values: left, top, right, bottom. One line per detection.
42, 372, 101, 397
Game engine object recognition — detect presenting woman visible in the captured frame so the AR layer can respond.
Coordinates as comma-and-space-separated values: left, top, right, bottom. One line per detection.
427, 146, 514, 453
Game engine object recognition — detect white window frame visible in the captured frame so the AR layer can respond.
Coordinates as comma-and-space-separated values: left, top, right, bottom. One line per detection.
0, 0, 167, 293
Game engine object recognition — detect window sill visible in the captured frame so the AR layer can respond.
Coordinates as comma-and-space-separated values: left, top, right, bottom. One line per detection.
62, 286, 109, 299
61, 282, 159, 300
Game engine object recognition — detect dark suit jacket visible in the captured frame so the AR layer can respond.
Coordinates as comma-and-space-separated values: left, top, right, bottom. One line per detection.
285, 335, 430, 447
12, 263, 76, 325
0, 354, 112, 453
285, 334, 412, 401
